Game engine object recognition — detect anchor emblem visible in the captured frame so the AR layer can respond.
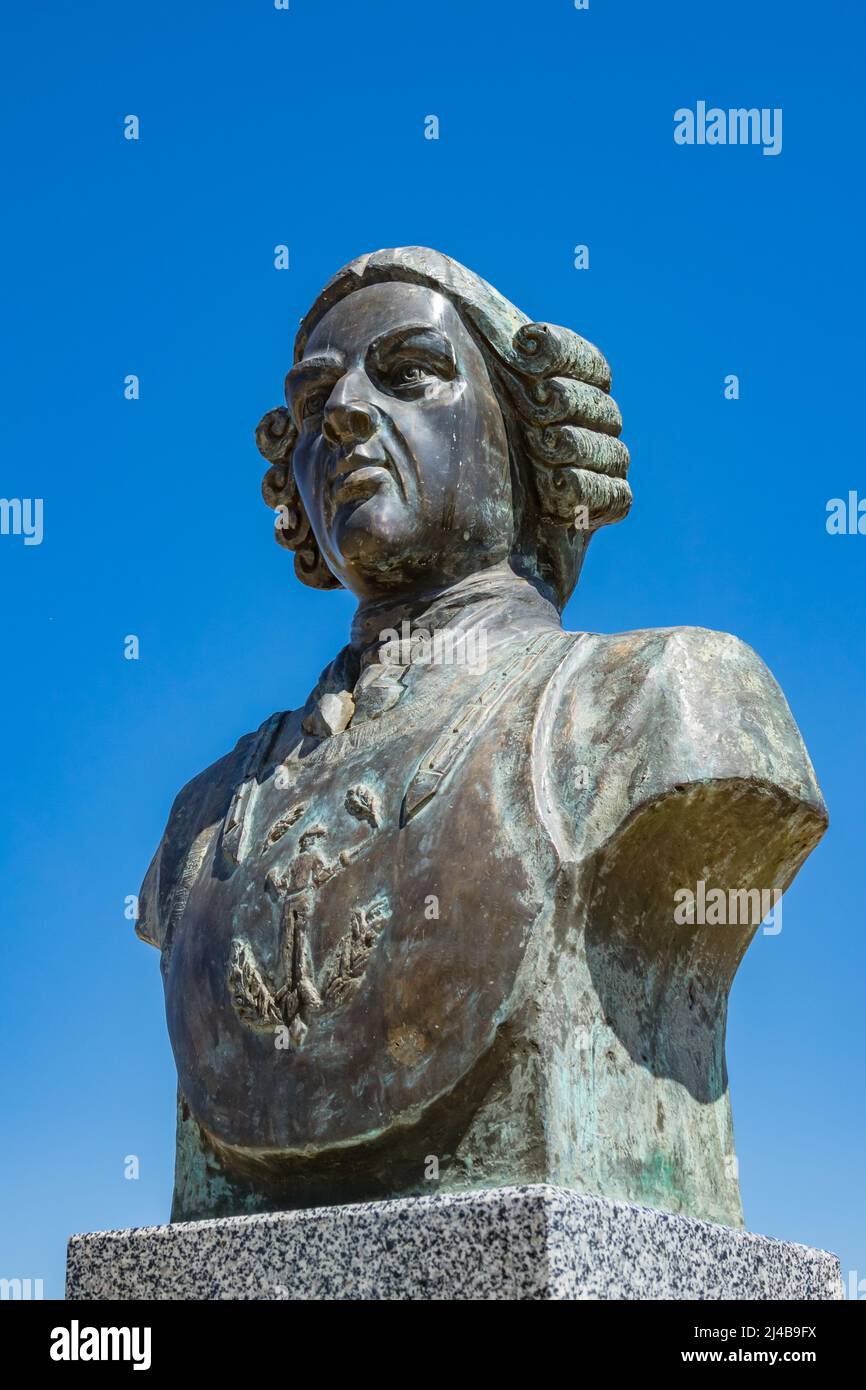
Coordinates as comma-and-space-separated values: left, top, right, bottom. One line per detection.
228, 787, 387, 1046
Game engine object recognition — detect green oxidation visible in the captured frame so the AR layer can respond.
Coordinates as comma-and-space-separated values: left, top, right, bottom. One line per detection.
634, 1151, 685, 1209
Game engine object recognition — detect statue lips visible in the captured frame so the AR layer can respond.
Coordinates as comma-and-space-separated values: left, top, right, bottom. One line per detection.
330, 449, 394, 505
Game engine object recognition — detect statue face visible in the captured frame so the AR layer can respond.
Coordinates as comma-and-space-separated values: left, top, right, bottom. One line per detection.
286, 282, 513, 599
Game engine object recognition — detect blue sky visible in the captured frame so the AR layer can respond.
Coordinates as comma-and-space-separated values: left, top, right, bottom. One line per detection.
1, 0, 864, 1297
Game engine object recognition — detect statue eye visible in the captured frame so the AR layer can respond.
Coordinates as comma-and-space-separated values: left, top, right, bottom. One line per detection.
393, 362, 426, 386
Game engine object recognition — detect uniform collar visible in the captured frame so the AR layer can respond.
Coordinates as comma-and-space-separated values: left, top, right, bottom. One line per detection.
349, 562, 560, 670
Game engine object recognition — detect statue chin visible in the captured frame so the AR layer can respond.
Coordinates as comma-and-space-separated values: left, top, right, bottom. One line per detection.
326, 503, 455, 596
326, 498, 516, 599
327, 507, 422, 591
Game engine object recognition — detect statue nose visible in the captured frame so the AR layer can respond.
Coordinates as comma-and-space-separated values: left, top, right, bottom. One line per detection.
322, 399, 379, 448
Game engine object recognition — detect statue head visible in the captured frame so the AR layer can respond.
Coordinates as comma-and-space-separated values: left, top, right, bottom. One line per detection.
257, 247, 631, 610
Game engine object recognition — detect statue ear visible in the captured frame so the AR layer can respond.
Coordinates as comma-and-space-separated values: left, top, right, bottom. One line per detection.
256, 408, 342, 592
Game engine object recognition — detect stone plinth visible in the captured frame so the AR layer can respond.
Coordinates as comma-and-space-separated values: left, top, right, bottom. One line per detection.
66, 1184, 843, 1301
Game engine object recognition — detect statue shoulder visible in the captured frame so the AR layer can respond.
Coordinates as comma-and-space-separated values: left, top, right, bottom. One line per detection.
539, 624, 827, 865
136, 714, 288, 950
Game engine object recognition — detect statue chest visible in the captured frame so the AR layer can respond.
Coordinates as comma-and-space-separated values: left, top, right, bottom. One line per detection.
164, 630, 570, 1154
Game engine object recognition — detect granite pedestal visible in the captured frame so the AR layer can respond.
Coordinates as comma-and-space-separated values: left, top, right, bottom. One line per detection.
66, 1184, 843, 1301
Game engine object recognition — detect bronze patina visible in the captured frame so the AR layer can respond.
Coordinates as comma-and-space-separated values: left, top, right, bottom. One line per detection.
138, 248, 826, 1225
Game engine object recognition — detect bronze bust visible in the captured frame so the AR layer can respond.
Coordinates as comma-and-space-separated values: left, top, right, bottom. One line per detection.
138, 248, 826, 1226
